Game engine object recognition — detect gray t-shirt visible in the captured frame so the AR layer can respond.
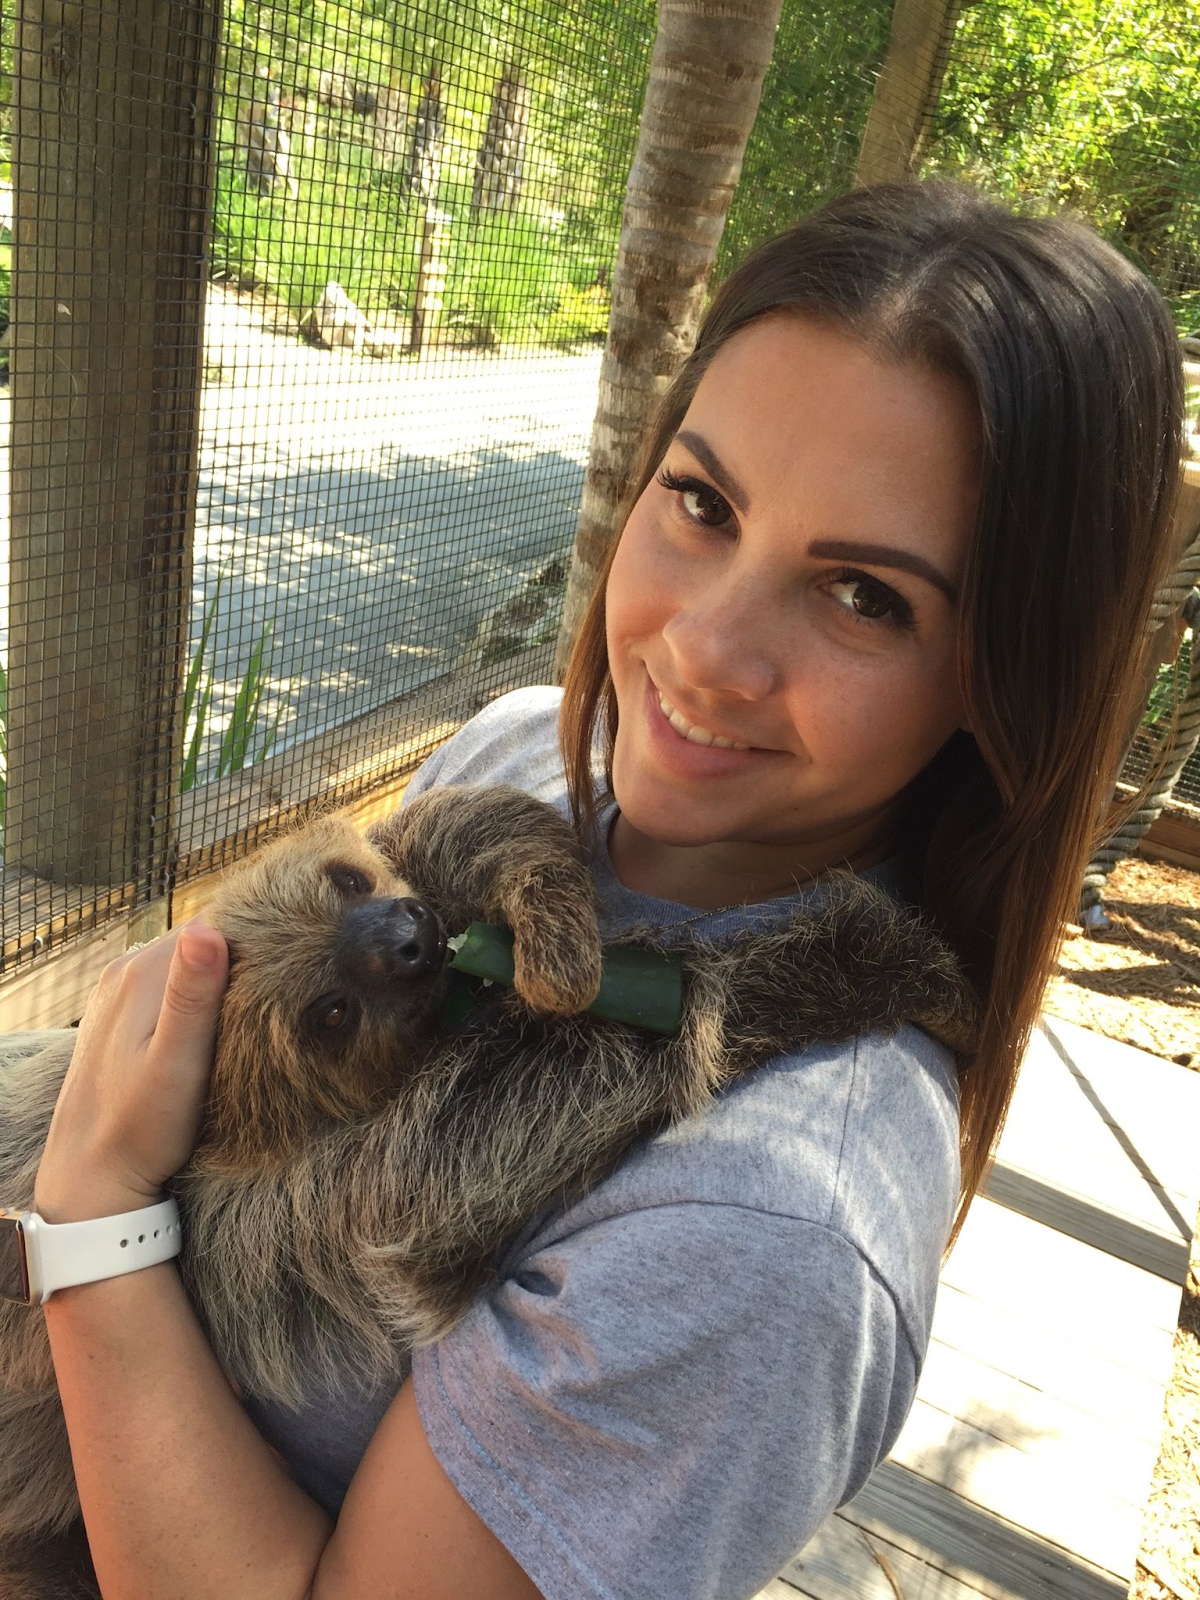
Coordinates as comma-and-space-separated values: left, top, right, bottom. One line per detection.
242, 686, 961, 1600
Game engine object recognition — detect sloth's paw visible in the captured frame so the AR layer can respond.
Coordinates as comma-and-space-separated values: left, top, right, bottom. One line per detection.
511, 917, 603, 1016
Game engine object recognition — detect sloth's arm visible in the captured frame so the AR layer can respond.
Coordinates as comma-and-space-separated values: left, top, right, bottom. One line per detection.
370, 784, 603, 1015
707, 877, 980, 1065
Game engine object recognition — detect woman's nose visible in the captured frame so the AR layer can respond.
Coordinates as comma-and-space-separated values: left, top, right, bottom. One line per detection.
661, 578, 782, 700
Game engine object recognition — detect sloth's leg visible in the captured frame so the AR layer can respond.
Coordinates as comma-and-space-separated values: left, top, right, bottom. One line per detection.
696, 876, 980, 1068
0, 1523, 100, 1600
369, 785, 602, 1015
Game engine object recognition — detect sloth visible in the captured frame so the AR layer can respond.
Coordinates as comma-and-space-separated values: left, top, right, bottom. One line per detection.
0, 782, 979, 1597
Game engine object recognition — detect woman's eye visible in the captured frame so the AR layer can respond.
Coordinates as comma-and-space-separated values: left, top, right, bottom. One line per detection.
656, 469, 733, 528
827, 571, 917, 630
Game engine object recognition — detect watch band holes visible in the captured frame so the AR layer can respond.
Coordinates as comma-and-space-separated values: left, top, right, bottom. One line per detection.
137, 1234, 145, 1243
153, 1229, 159, 1238
120, 1239, 128, 1248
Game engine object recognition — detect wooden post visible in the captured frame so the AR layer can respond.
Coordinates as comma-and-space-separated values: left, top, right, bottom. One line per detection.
411, 207, 450, 355
855, 0, 962, 187
8, 0, 219, 893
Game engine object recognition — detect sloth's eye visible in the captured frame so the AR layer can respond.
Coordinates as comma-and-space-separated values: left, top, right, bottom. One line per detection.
307, 994, 358, 1037
328, 866, 372, 896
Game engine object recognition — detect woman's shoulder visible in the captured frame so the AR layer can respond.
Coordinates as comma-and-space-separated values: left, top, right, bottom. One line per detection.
404, 687, 569, 808
505, 1022, 959, 1355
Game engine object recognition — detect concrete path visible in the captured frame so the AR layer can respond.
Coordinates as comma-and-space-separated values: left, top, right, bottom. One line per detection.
0, 285, 603, 780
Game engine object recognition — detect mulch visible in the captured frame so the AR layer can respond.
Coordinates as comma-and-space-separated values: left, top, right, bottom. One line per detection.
1044, 853, 1200, 1068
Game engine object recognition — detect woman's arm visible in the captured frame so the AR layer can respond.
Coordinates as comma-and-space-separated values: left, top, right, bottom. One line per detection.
42, 1259, 333, 1600
34, 924, 542, 1600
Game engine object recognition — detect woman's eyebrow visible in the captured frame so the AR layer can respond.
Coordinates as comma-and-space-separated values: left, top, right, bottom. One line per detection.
671, 431, 958, 603
673, 430, 750, 512
807, 540, 959, 603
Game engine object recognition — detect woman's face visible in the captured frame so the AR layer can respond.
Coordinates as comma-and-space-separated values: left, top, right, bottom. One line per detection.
604, 314, 980, 892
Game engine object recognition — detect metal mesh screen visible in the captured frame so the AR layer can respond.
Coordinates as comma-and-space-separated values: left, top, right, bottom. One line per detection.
0, 0, 655, 973
920, 0, 1200, 814
2, 0, 1197, 986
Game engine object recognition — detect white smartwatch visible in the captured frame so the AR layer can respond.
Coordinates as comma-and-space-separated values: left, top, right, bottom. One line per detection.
0, 1199, 182, 1306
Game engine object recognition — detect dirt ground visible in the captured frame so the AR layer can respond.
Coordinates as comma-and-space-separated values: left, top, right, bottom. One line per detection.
1045, 852, 1200, 1067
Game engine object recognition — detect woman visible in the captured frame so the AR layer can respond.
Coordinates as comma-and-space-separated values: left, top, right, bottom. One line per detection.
31, 182, 1183, 1599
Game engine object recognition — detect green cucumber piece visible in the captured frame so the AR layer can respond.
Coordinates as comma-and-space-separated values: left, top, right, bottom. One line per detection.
447, 922, 682, 1035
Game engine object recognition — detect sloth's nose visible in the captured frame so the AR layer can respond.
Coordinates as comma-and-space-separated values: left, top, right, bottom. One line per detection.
341, 897, 446, 984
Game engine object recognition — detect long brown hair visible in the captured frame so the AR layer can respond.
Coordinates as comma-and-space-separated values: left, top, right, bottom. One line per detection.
558, 181, 1184, 1248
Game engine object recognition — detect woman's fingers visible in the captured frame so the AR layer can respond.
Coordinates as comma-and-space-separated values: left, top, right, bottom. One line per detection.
35, 918, 232, 1220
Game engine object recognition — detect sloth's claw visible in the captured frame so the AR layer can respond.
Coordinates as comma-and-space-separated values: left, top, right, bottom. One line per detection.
511, 926, 604, 1017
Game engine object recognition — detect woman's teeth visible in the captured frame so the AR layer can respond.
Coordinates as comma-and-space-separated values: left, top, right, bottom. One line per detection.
657, 693, 751, 750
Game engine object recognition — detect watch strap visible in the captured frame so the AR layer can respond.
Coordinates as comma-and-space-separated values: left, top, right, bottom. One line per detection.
25, 1198, 182, 1305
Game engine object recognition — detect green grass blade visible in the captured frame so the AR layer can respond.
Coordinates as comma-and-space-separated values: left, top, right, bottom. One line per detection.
218, 624, 273, 776
180, 679, 212, 793
183, 566, 226, 728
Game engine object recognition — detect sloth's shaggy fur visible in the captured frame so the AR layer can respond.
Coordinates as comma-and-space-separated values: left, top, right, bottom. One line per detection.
0, 783, 978, 1595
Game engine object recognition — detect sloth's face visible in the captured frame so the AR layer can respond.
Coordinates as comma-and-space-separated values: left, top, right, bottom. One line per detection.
199, 814, 449, 1168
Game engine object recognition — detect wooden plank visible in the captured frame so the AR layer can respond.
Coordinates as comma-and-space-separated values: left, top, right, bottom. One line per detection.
1006, 1024, 1200, 1215
2, 873, 143, 970
984, 1161, 1189, 1283
784, 1511, 1005, 1599
944, 1200, 1182, 1355
886, 1397, 1145, 1577
172, 643, 555, 874
825, 1462, 1129, 1600
2, 649, 555, 989
1142, 807, 1200, 871
0, 919, 133, 1031
929, 1285, 1171, 1446
1031, 1019, 1200, 1189
913, 1337, 1160, 1510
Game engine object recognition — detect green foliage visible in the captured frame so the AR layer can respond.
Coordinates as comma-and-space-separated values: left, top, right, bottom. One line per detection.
1144, 628, 1193, 728
0, 657, 7, 851
208, 0, 645, 345
927, 0, 1200, 325
182, 575, 286, 792
718, 0, 894, 276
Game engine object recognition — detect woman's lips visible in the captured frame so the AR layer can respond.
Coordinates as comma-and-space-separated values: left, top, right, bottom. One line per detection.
641, 671, 776, 775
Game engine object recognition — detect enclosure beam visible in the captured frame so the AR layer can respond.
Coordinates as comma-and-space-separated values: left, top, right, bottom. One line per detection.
855, 0, 962, 186
7, 0, 219, 891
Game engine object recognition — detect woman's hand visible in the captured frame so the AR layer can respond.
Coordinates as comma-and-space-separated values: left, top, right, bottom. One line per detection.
33, 920, 230, 1224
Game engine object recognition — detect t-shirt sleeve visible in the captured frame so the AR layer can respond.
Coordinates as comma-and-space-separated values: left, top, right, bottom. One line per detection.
411, 1202, 917, 1600
401, 687, 569, 807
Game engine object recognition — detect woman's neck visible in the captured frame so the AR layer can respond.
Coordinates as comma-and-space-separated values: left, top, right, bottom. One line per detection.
606, 810, 899, 910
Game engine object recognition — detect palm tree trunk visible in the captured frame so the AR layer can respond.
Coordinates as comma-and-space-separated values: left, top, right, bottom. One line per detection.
405, 62, 445, 203
855, 0, 962, 187
1129, 1204, 1200, 1600
553, 0, 784, 677
471, 64, 529, 216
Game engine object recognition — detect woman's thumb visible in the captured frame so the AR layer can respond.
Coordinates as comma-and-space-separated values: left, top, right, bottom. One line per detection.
165, 924, 229, 1020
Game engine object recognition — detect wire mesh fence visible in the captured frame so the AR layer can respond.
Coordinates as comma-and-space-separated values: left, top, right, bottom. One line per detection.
918, 0, 1200, 816
0, 0, 657, 972
1, 0, 1197, 984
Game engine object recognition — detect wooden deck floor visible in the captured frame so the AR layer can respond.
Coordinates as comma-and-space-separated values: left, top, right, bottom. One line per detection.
763, 1014, 1200, 1600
